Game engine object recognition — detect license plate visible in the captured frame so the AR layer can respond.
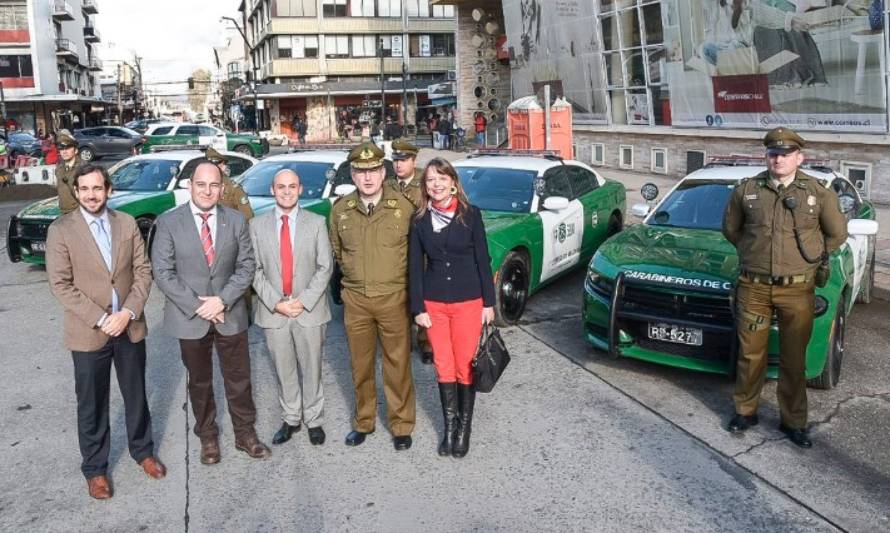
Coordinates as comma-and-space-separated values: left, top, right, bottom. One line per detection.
31, 241, 46, 252
647, 323, 703, 346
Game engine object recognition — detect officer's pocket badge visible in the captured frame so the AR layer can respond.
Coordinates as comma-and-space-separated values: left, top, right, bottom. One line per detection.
745, 194, 757, 200
386, 199, 398, 208
807, 195, 817, 206
240, 196, 249, 205
394, 209, 402, 219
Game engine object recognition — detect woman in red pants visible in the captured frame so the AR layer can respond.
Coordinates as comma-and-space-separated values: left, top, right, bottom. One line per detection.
409, 157, 496, 458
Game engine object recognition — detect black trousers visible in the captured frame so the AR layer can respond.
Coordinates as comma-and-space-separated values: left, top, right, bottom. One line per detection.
72, 334, 154, 478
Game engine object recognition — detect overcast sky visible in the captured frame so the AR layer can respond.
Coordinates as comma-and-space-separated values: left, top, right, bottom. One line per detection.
96, 0, 243, 98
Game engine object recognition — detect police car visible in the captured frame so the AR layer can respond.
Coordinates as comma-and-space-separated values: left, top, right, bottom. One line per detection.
5, 149, 257, 265
582, 157, 878, 389
453, 151, 626, 325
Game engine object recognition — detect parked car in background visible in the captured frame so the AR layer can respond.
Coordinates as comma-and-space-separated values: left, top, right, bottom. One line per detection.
3, 132, 43, 159
141, 122, 269, 158
124, 118, 165, 134
73, 126, 144, 161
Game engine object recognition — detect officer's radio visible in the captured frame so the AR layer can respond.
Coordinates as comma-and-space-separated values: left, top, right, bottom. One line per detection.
781, 192, 830, 287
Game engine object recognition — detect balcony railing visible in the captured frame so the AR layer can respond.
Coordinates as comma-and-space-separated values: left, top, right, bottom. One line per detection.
84, 25, 100, 43
88, 57, 103, 71
56, 38, 78, 59
82, 0, 99, 14
52, 1, 75, 21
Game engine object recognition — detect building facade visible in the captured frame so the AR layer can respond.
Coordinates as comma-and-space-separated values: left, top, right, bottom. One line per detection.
441, 0, 890, 204
238, 0, 457, 141
1, 0, 105, 134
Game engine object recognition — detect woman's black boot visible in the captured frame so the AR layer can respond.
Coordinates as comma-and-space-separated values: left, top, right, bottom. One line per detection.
437, 382, 458, 456
452, 383, 476, 458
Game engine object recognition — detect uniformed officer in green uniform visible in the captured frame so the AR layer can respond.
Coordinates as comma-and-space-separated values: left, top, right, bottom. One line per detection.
330, 142, 417, 451
722, 127, 848, 448
55, 130, 84, 215
385, 139, 435, 363
205, 147, 254, 220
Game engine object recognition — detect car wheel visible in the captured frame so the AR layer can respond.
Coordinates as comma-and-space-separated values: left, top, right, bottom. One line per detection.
79, 146, 95, 162
856, 236, 876, 304
234, 144, 251, 155
606, 211, 623, 238
136, 216, 154, 245
494, 250, 530, 326
808, 294, 846, 390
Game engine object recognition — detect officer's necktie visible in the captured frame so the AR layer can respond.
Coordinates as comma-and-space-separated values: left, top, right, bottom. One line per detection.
367, 202, 374, 216
92, 218, 118, 312
199, 213, 215, 266
399, 181, 407, 192
280, 215, 293, 297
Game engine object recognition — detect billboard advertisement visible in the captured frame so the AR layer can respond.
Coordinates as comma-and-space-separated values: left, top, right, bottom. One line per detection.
664, 0, 888, 132
503, 0, 610, 123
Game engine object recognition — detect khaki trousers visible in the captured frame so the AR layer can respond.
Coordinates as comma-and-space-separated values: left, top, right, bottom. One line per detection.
342, 288, 415, 436
733, 277, 815, 429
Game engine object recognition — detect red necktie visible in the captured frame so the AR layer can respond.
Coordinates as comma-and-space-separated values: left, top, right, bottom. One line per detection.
199, 213, 214, 266
280, 214, 293, 297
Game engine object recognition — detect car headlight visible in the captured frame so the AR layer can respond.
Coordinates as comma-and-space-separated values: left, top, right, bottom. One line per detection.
814, 295, 829, 317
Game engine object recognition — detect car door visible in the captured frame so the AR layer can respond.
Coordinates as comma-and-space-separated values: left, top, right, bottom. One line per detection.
565, 165, 607, 260
175, 125, 201, 147
832, 176, 868, 300
198, 125, 227, 150
225, 155, 254, 178
537, 166, 585, 282
173, 158, 199, 205
105, 128, 133, 156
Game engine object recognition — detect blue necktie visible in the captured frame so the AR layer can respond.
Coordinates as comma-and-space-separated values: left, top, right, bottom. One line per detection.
92, 218, 118, 312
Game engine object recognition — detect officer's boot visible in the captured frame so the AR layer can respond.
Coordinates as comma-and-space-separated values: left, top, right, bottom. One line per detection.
437, 382, 458, 456
452, 383, 476, 458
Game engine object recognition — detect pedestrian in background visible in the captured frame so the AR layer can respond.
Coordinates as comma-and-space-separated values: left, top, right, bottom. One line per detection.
151, 162, 270, 465
46, 164, 165, 499
329, 142, 417, 451
409, 157, 496, 458
722, 127, 848, 449
437, 115, 451, 150
250, 169, 332, 447
55, 130, 85, 215
474, 112, 487, 146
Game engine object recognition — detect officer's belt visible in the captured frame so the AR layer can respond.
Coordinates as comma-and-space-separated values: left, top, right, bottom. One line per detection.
740, 270, 810, 286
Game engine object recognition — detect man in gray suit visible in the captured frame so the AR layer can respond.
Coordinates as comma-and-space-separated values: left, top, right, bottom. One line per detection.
250, 169, 332, 446
151, 161, 270, 465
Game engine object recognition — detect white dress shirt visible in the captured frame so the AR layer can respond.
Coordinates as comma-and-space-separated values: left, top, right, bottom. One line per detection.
275, 205, 299, 249
190, 201, 218, 244
80, 207, 135, 324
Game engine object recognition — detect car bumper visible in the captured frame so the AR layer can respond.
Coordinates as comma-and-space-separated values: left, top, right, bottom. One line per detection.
6, 215, 49, 265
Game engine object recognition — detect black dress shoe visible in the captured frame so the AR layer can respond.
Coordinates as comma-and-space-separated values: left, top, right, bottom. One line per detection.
272, 423, 301, 445
779, 424, 812, 449
345, 429, 373, 446
421, 352, 433, 365
393, 435, 412, 451
308, 426, 326, 445
726, 413, 759, 433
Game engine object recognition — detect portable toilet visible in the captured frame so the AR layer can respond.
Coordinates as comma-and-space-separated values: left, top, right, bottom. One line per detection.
506, 95, 573, 159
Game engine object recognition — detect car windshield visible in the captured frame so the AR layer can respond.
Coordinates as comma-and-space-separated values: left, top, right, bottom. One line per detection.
110, 159, 181, 191
238, 161, 330, 199
456, 166, 536, 213
647, 180, 736, 230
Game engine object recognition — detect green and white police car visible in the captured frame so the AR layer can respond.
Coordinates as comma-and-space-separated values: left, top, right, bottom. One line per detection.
582, 159, 878, 388
141, 123, 269, 158
453, 153, 626, 325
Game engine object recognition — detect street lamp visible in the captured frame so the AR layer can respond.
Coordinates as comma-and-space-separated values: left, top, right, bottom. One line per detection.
220, 16, 260, 132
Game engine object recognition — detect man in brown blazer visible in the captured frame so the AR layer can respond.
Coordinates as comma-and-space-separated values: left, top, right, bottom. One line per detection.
46, 164, 166, 500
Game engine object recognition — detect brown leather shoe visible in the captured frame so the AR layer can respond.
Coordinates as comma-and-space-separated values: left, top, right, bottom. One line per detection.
200, 438, 221, 465
86, 475, 112, 500
235, 435, 271, 459
140, 457, 167, 479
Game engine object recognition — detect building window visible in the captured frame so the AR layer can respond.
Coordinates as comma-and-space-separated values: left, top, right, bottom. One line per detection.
351, 35, 377, 57
686, 150, 706, 173
840, 161, 873, 198
0, 5, 28, 30
651, 147, 667, 173
620, 144, 633, 169
0, 55, 33, 78
277, 0, 317, 17
325, 35, 350, 58
591, 143, 605, 165
279, 35, 319, 58
410, 34, 453, 57
405, 0, 430, 17
378, 0, 401, 17
323, 0, 348, 17
349, 0, 374, 17
379, 35, 402, 57
431, 4, 454, 17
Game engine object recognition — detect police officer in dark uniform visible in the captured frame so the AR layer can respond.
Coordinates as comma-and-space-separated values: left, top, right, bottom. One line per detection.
205, 147, 254, 220
722, 127, 848, 448
385, 139, 434, 363
330, 142, 417, 451
55, 130, 85, 215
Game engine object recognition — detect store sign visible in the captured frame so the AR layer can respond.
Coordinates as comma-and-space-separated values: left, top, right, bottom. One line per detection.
712, 76, 771, 113
392, 35, 403, 57
287, 82, 324, 92
428, 82, 454, 99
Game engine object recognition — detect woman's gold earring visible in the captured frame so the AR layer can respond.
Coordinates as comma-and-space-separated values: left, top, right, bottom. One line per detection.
451, 186, 458, 195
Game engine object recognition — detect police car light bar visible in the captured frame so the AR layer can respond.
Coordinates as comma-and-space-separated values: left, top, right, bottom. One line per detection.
707, 155, 831, 168
467, 148, 562, 159
149, 144, 210, 153
288, 143, 356, 152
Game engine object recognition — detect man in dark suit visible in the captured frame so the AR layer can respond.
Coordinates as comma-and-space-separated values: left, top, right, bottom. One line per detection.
46, 164, 165, 500
151, 161, 270, 465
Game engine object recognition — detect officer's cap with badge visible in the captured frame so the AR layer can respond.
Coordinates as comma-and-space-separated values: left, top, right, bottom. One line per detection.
348, 142, 385, 169
204, 147, 228, 164
57, 129, 78, 149
763, 127, 805, 156
391, 139, 419, 161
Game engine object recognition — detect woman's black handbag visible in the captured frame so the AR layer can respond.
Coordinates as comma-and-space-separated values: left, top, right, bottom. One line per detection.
472, 325, 511, 393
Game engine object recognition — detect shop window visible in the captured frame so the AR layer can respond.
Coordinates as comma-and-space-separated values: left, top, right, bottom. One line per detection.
840, 161, 872, 198
620, 145, 634, 169
323, 0, 348, 17
651, 147, 667, 173
591, 143, 605, 165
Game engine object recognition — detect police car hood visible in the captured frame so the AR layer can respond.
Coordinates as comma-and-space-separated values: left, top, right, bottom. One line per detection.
17, 190, 162, 220
594, 224, 738, 293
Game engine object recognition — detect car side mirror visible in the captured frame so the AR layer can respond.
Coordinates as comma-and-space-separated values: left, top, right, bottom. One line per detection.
334, 184, 356, 197
177, 178, 190, 189
838, 194, 856, 214
542, 196, 570, 211
631, 202, 651, 219
847, 218, 878, 236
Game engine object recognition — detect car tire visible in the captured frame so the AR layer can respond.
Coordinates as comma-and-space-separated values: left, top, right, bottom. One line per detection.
856, 236, 876, 304
234, 144, 252, 155
494, 250, 530, 327
79, 146, 95, 162
136, 216, 155, 247
808, 294, 846, 390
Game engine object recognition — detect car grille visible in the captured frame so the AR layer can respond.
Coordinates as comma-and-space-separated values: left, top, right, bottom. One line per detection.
19, 221, 50, 240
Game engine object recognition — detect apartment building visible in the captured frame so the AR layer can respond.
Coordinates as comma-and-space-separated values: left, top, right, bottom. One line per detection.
211, 31, 249, 129
0, 0, 105, 134
238, 0, 457, 141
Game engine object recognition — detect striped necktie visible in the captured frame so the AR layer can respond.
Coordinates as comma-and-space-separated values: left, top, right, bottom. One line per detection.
199, 213, 215, 266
